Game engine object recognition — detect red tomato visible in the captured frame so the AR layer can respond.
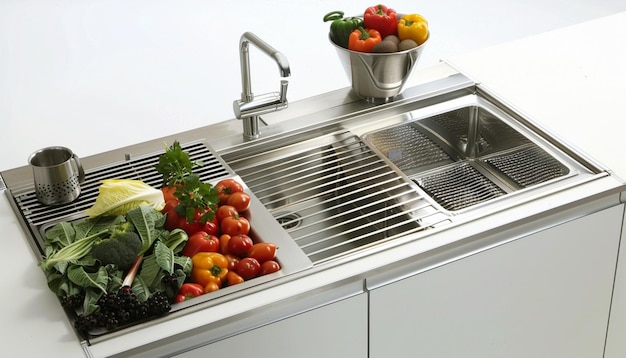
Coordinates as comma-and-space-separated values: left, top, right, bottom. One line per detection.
194, 207, 217, 225
227, 234, 254, 257
248, 243, 277, 263
172, 207, 219, 236
236, 257, 261, 280
199, 218, 219, 237
224, 254, 241, 271
216, 205, 239, 223
219, 234, 231, 255
220, 214, 250, 236
259, 260, 281, 276
165, 207, 181, 231
215, 179, 244, 205
182, 232, 220, 257
175, 214, 196, 235
162, 199, 179, 214
161, 185, 179, 203
227, 191, 251, 212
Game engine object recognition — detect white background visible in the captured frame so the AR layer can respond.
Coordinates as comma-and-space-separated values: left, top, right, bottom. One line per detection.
2, 0, 626, 170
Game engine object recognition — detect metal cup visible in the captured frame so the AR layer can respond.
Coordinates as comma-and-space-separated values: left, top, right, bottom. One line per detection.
28, 146, 85, 205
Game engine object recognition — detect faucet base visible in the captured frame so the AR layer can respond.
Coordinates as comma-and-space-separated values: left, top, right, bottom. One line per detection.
243, 116, 261, 141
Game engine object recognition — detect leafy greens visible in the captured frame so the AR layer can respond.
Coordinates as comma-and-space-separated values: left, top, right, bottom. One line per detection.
39, 205, 190, 315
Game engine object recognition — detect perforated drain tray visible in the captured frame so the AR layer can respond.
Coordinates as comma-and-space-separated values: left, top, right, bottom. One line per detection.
9, 141, 230, 254
363, 100, 576, 212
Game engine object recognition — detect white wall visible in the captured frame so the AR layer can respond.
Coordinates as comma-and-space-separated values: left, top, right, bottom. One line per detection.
1, 0, 625, 170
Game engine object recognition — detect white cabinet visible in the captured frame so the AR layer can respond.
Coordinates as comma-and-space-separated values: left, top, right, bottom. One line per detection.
369, 205, 623, 358
605, 205, 626, 358
176, 292, 368, 358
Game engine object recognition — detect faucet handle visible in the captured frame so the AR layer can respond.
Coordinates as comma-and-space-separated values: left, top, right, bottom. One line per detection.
279, 80, 289, 104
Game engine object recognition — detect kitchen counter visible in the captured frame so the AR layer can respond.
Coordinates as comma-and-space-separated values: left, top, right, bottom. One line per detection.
2, 3, 626, 357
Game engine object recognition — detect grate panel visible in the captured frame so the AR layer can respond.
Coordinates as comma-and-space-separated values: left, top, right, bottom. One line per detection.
485, 145, 569, 188
232, 133, 449, 264
365, 124, 453, 172
415, 162, 506, 211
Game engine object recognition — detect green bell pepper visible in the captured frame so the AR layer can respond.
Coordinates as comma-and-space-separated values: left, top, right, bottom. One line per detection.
323, 11, 364, 49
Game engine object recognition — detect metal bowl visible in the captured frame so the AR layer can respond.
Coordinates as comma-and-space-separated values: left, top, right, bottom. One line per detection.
330, 33, 429, 102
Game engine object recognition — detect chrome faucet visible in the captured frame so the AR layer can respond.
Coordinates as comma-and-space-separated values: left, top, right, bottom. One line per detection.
233, 32, 291, 140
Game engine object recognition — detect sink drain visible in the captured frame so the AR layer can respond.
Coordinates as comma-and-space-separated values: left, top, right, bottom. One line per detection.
274, 212, 301, 230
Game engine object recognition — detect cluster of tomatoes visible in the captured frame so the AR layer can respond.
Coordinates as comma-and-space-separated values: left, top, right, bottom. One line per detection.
161, 178, 281, 302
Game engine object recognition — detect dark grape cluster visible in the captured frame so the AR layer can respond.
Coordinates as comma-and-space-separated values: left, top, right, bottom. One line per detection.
60, 292, 85, 309
73, 287, 171, 335
146, 291, 171, 316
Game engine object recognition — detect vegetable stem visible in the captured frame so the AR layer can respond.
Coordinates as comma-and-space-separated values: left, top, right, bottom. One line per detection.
39, 230, 109, 271
122, 255, 144, 288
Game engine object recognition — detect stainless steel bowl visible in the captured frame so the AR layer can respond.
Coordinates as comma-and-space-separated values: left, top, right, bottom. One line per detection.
330, 33, 429, 102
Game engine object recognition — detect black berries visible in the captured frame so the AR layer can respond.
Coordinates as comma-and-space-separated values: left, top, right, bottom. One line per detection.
73, 288, 171, 335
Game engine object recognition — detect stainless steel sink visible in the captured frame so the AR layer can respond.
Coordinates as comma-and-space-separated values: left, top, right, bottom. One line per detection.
362, 98, 574, 212
221, 87, 595, 265
222, 132, 449, 264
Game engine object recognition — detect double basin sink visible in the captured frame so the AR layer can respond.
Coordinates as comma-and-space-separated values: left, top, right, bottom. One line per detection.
220, 87, 587, 265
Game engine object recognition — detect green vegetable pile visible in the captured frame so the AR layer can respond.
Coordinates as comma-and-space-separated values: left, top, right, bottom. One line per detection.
90, 221, 142, 271
39, 205, 190, 334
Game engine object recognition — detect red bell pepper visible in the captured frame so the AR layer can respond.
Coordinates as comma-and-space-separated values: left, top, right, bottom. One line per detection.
182, 231, 220, 258
363, 4, 398, 39
174, 283, 204, 303
348, 27, 382, 53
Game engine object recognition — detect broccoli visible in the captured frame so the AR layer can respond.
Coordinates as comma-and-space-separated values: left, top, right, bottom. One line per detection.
91, 222, 142, 271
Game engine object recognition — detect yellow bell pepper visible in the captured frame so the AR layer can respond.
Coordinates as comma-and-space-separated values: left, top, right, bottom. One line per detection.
191, 252, 229, 293
397, 14, 429, 46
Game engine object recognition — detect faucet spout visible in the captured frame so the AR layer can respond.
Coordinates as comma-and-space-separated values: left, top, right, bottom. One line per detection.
240, 32, 291, 79
234, 32, 291, 140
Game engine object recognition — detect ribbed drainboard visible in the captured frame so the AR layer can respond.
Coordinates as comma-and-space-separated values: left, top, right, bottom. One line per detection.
229, 133, 449, 264
9, 141, 230, 253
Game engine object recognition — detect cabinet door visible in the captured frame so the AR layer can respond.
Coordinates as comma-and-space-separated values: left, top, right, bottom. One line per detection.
369, 205, 623, 358
605, 205, 626, 358
176, 292, 368, 358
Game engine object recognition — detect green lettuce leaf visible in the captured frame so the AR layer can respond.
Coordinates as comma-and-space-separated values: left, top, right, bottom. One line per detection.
127, 205, 165, 254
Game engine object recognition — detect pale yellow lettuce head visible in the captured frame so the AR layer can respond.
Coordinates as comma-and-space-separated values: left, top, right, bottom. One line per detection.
84, 179, 165, 217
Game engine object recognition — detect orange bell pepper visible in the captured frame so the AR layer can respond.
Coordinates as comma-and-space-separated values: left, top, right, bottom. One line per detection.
191, 252, 229, 293
348, 27, 382, 52
225, 270, 245, 286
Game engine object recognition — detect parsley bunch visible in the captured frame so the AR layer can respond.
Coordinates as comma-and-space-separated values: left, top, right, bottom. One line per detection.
155, 141, 218, 223
155, 141, 200, 187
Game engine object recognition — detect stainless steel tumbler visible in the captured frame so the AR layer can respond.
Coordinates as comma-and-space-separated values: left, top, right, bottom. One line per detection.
28, 146, 85, 205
